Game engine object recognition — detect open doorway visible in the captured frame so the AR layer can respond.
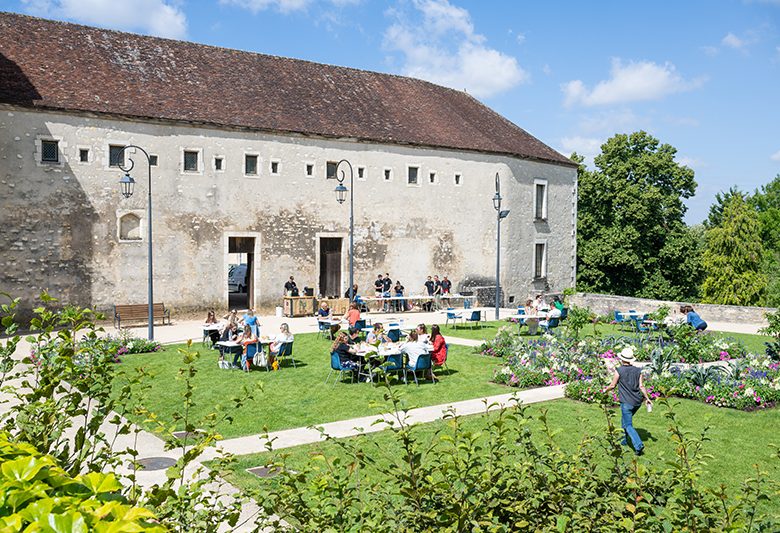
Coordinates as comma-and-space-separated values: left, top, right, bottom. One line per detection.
319, 237, 342, 298
228, 236, 255, 310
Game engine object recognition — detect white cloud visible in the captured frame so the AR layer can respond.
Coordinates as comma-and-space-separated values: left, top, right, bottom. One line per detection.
677, 156, 704, 169
559, 136, 603, 166
383, 0, 527, 98
542, 64, 552, 75
701, 45, 719, 56
220, 0, 310, 13
562, 58, 704, 107
515, 32, 526, 45
771, 149, 780, 162
22, 0, 187, 38
722, 32, 745, 49
577, 108, 639, 134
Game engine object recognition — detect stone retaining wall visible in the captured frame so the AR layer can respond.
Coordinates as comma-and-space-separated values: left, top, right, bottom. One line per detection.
569, 292, 775, 326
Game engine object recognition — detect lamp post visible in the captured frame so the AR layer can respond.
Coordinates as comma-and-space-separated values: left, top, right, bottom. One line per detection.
117, 145, 155, 341
492, 172, 510, 320
333, 159, 355, 303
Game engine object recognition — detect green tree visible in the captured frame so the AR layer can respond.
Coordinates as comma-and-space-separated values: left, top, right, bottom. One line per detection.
701, 195, 767, 305
751, 175, 780, 306
704, 186, 744, 229
576, 131, 700, 300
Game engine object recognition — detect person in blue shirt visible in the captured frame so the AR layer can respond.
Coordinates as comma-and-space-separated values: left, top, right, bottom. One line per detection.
242, 309, 260, 337
681, 305, 707, 331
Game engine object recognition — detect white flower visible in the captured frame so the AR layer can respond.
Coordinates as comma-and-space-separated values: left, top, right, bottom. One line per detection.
744, 387, 755, 397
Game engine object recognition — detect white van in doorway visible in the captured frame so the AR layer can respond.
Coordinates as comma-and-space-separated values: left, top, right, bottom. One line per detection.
228, 263, 248, 293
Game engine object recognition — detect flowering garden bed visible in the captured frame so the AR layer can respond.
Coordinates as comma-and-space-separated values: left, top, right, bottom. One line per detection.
482, 326, 780, 411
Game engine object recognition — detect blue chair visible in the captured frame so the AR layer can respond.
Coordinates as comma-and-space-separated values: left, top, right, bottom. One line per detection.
464, 298, 473, 309
446, 309, 463, 327
541, 317, 560, 333
465, 310, 483, 329
383, 352, 405, 380
317, 320, 331, 339
277, 342, 296, 368
387, 329, 401, 342
325, 352, 356, 385
405, 353, 434, 386
559, 307, 568, 320
354, 319, 367, 331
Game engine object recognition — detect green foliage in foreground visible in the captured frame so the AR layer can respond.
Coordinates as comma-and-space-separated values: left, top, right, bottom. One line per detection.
231, 386, 780, 532
0, 433, 164, 532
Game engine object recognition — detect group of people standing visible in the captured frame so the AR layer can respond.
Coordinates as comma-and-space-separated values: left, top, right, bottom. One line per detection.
368, 272, 454, 312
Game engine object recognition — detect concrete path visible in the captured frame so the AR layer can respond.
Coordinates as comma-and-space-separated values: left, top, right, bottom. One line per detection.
202, 384, 566, 460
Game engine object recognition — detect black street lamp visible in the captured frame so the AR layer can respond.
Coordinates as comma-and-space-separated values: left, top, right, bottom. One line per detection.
333, 160, 355, 302
493, 173, 510, 320
117, 145, 155, 340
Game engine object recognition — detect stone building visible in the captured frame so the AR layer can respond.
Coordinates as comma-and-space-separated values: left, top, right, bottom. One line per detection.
0, 12, 577, 318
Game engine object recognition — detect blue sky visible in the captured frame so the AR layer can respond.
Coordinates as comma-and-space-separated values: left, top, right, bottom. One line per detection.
8, 0, 780, 223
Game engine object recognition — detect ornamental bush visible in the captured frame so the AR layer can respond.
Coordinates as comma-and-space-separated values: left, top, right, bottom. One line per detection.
254, 386, 780, 532
0, 433, 164, 532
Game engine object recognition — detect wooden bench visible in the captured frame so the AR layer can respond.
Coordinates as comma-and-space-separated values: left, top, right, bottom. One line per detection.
114, 303, 171, 329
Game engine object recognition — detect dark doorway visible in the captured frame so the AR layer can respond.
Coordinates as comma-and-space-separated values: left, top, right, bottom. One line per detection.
228, 236, 255, 310
319, 237, 342, 298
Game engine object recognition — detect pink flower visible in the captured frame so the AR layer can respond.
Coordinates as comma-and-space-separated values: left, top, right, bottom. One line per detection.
719, 351, 730, 361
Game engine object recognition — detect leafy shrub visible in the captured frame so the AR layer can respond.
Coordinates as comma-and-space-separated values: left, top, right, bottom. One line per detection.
0, 433, 164, 531
255, 387, 780, 532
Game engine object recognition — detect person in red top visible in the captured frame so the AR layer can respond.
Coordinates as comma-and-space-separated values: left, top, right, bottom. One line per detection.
430, 324, 447, 367
343, 302, 361, 327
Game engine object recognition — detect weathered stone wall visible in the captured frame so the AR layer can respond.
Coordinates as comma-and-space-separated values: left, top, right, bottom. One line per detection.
0, 106, 577, 318
569, 292, 775, 326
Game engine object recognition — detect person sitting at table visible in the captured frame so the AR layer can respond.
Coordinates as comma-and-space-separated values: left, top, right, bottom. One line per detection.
416, 323, 429, 344
534, 295, 549, 313
219, 322, 238, 343
269, 323, 294, 361
367, 323, 391, 344
400, 331, 431, 378
523, 299, 539, 335
430, 325, 447, 367
237, 325, 258, 371
552, 296, 565, 311
332, 332, 360, 371
682, 305, 708, 331
223, 309, 239, 328
343, 302, 361, 328
346, 326, 362, 345
204, 310, 221, 344
540, 304, 562, 331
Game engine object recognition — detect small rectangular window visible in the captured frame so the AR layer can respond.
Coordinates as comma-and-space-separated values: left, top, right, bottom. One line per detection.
306, 163, 314, 177
384, 168, 392, 181
326, 161, 338, 179
79, 148, 89, 163
245, 154, 258, 175
183, 150, 199, 172
41, 140, 59, 163
214, 157, 223, 171
429, 171, 436, 184
149, 154, 158, 166
534, 181, 548, 220
109, 145, 125, 167
534, 243, 546, 279
454, 173, 462, 186
357, 166, 365, 180
407, 166, 419, 185
270, 160, 279, 175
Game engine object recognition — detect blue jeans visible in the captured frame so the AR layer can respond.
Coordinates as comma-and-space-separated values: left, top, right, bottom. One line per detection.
620, 403, 643, 452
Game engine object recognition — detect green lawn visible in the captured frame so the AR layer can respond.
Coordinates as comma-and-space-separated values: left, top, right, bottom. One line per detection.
221, 398, 780, 515
116, 333, 507, 438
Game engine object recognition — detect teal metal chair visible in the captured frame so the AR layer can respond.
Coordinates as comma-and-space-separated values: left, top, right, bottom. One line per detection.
465, 310, 483, 329
405, 353, 434, 386
277, 342, 296, 368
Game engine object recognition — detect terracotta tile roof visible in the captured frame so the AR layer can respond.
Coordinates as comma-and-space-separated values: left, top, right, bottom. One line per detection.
0, 12, 574, 167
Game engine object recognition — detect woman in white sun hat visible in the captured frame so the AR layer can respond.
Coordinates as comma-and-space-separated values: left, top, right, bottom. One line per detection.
603, 346, 652, 455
